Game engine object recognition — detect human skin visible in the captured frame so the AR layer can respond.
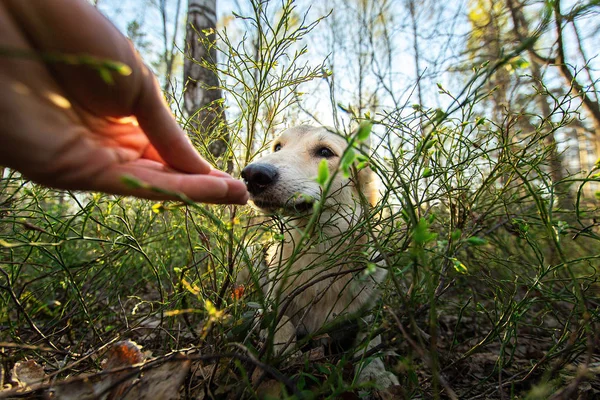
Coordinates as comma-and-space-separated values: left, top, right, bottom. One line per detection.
0, 0, 248, 204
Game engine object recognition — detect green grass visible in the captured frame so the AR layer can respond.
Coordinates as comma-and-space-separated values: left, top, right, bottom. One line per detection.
1, 1, 599, 398
2, 92, 598, 398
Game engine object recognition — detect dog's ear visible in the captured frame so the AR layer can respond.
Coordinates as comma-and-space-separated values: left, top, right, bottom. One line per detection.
355, 161, 378, 207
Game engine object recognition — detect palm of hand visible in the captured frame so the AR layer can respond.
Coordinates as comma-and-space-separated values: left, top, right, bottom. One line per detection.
0, 1, 247, 204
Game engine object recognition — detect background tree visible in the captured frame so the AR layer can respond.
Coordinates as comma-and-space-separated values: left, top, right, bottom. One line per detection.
507, 0, 600, 195
184, 0, 230, 167
2, 1, 600, 398
158, 0, 183, 95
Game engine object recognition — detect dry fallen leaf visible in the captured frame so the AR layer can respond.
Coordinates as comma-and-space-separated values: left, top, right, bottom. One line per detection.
51, 353, 190, 400
103, 340, 145, 370
122, 358, 191, 400
373, 384, 406, 400
51, 377, 113, 400
12, 359, 46, 387
51, 341, 146, 400
103, 340, 145, 400
256, 379, 284, 399
288, 345, 325, 367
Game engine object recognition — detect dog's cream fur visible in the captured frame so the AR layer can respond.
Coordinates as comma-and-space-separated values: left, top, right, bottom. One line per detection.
243, 125, 398, 388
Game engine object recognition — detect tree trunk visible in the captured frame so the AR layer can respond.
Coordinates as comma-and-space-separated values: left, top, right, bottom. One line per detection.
529, 58, 573, 208
507, 0, 573, 206
184, 0, 230, 168
160, 0, 183, 95
508, 0, 600, 153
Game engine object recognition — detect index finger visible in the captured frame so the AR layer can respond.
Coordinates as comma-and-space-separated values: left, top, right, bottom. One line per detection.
133, 70, 213, 175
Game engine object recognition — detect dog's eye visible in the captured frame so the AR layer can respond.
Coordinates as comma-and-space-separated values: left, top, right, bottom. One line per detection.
316, 147, 335, 158
273, 143, 282, 152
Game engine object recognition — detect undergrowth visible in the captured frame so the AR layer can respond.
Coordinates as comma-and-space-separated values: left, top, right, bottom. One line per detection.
1, 0, 599, 399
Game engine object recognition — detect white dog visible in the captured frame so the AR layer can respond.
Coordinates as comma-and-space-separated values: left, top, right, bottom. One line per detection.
241, 125, 398, 389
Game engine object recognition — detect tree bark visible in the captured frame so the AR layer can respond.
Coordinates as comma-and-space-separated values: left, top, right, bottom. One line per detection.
508, 0, 600, 143
184, 0, 229, 167
507, 0, 578, 206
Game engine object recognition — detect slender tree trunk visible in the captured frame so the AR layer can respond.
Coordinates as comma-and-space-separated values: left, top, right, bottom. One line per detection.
530, 58, 573, 207
551, 0, 600, 135
357, 1, 366, 117
184, 0, 230, 168
407, 0, 423, 112
508, 0, 600, 154
160, 0, 183, 95
577, 127, 590, 169
507, 0, 574, 206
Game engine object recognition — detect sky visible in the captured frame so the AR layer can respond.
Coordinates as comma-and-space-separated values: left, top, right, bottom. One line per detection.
94, 0, 600, 172
96, 0, 469, 126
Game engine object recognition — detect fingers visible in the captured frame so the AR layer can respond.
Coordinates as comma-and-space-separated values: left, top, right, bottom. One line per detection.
134, 70, 213, 175
7, 0, 219, 176
91, 160, 249, 204
209, 169, 236, 179
141, 145, 237, 180
4, 0, 239, 203
4, 0, 144, 116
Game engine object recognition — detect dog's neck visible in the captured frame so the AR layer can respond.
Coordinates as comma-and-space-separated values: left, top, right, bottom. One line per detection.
280, 202, 364, 241
265, 198, 376, 334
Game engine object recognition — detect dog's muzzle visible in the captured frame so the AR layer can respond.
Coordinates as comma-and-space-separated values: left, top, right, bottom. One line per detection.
241, 163, 279, 196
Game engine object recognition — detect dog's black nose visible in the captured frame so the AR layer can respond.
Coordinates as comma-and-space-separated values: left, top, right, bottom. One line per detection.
241, 163, 279, 195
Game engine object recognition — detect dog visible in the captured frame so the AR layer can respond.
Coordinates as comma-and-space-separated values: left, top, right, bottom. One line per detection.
241, 125, 399, 389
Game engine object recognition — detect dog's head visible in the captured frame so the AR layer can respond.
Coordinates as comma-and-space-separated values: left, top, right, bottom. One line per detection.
241, 125, 377, 215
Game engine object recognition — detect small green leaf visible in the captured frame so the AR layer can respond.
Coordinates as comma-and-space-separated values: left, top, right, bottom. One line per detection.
412, 218, 438, 245
451, 229, 462, 241
316, 159, 329, 187
451, 258, 468, 274
422, 167, 433, 177
340, 147, 356, 178
115, 63, 132, 76
121, 175, 148, 189
427, 213, 436, 224
364, 262, 377, 276
274, 233, 285, 241
98, 67, 114, 84
103, 60, 132, 76
466, 236, 487, 246
356, 154, 370, 170
356, 161, 369, 170
357, 120, 373, 142
416, 137, 437, 154
555, 220, 569, 235
433, 109, 447, 123
341, 147, 356, 167
513, 57, 529, 69
401, 209, 410, 223
423, 138, 437, 151
511, 218, 530, 235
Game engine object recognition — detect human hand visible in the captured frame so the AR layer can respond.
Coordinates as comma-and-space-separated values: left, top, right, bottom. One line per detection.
0, 0, 248, 204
